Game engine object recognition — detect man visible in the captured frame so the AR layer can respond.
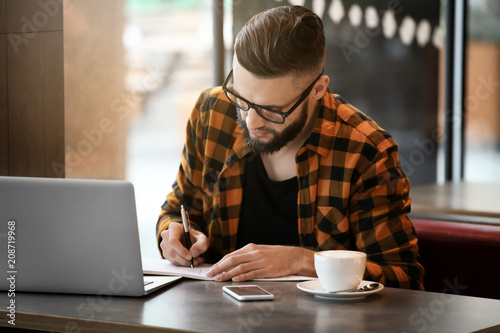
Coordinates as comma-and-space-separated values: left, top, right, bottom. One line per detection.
157, 5, 424, 290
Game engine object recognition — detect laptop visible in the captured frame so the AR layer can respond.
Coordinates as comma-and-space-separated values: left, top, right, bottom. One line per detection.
0, 176, 181, 296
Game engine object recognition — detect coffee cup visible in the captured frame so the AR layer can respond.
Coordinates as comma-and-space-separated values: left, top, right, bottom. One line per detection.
314, 250, 367, 292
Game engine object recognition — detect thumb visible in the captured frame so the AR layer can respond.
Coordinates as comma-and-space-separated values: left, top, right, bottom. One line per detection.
190, 230, 209, 257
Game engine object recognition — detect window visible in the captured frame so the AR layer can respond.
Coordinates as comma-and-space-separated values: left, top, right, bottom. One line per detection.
464, 0, 500, 182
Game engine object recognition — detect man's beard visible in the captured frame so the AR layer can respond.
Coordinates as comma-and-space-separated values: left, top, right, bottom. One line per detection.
236, 100, 309, 154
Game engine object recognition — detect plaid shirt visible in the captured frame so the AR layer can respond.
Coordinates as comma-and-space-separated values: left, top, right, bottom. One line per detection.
157, 87, 424, 290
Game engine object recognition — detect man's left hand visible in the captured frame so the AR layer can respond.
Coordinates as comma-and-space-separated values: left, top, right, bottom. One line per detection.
205, 243, 316, 281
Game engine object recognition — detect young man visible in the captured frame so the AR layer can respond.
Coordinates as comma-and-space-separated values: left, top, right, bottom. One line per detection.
157, 5, 424, 289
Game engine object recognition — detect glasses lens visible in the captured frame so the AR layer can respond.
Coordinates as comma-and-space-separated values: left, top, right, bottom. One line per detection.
225, 90, 249, 110
255, 108, 285, 124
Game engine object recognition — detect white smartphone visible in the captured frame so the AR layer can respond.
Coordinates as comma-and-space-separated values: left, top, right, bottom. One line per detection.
222, 285, 274, 301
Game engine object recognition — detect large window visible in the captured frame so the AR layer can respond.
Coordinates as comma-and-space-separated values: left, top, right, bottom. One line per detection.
124, 0, 213, 258
464, 0, 500, 182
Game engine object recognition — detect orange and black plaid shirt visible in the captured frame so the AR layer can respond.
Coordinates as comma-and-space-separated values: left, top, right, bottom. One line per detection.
157, 87, 424, 290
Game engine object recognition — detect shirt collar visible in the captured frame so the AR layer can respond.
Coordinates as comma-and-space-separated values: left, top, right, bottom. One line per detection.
300, 88, 338, 158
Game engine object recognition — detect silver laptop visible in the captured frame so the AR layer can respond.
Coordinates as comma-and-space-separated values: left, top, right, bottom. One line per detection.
0, 176, 181, 296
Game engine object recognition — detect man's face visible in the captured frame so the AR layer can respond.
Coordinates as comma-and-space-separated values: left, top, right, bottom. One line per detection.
232, 63, 313, 154
236, 101, 308, 154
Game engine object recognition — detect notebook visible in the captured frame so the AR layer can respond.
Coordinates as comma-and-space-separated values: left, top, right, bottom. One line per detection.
0, 176, 181, 296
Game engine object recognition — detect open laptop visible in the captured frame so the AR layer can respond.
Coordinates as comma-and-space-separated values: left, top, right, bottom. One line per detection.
0, 176, 181, 296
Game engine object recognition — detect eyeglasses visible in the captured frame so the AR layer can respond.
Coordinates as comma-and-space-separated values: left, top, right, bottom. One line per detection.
222, 69, 323, 124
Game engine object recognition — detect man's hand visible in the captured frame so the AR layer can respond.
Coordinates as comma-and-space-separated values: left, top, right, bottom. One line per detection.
160, 222, 209, 266
206, 244, 317, 281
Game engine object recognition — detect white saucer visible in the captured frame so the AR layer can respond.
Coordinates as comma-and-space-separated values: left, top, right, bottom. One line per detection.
297, 280, 383, 300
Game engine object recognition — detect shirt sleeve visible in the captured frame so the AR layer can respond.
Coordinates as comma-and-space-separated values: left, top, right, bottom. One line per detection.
348, 144, 425, 290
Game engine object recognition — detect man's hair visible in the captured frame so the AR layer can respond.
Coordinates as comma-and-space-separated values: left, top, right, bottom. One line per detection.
234, 5, 325, 81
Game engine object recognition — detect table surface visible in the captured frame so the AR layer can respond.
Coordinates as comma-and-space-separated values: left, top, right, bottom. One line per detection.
410, 181, 500, 224
2, 279, 500, 333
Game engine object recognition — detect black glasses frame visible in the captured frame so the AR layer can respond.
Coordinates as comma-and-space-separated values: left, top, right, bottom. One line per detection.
222, 69, 323, 124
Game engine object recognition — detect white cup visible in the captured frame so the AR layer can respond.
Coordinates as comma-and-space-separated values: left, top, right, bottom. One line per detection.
314, 250, 367, 292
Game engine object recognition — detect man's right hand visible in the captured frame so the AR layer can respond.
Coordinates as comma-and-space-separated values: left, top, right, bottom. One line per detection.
160, 222, 209, 266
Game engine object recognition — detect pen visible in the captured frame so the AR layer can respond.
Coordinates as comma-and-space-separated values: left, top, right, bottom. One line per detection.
180, 205, 194, 269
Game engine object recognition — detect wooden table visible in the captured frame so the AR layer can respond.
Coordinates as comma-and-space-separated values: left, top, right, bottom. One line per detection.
410, 181, 500, 224
2, 279, 500, 332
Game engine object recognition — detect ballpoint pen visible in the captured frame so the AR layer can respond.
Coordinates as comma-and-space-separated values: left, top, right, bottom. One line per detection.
180, 205, 194, 269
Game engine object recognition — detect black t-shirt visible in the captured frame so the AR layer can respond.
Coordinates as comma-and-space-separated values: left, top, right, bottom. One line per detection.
236, 154, 300, 249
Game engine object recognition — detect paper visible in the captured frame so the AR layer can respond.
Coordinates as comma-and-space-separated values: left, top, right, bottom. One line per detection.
142, 257, 214, 280
142, 257, 315, 282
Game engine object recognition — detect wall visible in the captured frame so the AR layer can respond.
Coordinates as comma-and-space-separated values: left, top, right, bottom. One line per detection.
0, 0, 129, 180
0, 0, 65, 177
0, 1, 7, 175
63, 0, 128, 179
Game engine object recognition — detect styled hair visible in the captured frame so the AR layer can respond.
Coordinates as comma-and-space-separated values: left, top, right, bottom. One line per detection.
234, 5, 325, 81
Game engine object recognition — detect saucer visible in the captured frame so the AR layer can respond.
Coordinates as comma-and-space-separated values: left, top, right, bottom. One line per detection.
297, 280, 383, 300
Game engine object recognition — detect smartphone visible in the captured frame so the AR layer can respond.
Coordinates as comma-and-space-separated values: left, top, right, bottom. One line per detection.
222, 285, 274, 301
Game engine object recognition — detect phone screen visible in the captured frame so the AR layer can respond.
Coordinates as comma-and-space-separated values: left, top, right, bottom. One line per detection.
223, 285, 274, 301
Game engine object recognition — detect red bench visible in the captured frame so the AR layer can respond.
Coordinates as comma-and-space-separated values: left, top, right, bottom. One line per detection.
412, 218, 500, 299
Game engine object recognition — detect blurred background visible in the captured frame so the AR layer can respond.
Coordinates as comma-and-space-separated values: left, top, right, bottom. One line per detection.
1, 0, 499, 259
124, 0, 500, 258
123, 0, 215, 258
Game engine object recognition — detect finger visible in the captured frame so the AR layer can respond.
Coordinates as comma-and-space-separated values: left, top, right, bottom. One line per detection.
205, 254, 233, 277
190, 230, 209, 258
164, 223, 193, 266
160, 229, 181, 261
206, 252, 250, 278
169, 236, 193, 263
232, 267, 269, 282
193, 256, 205, 266
213, 259, 265, 281
205, 244, 260, 277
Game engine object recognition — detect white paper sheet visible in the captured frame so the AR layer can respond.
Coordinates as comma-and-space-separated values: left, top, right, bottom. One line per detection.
142, 257, 316, 282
